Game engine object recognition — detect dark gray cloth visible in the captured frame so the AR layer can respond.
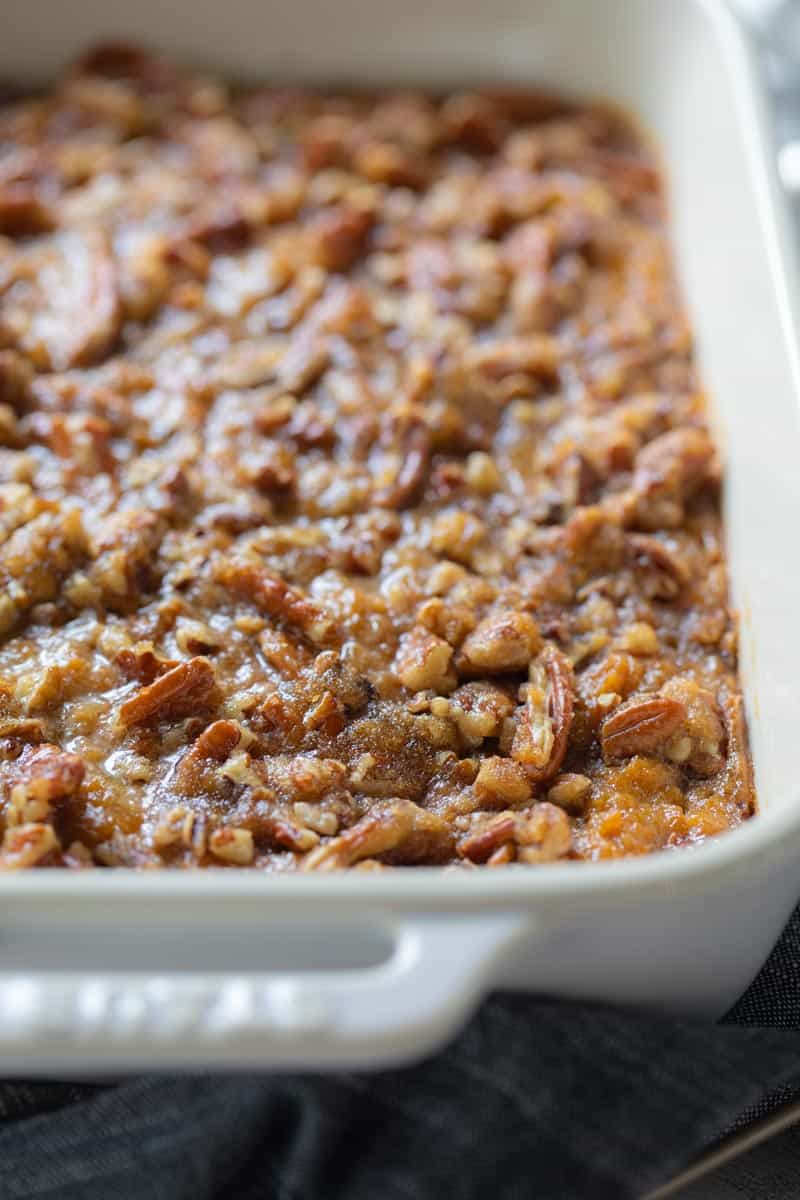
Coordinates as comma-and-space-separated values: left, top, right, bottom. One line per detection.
1, 903, 800, 1200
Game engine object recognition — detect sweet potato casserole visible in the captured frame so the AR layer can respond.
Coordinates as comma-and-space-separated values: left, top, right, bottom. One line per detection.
0, 46, 754, 871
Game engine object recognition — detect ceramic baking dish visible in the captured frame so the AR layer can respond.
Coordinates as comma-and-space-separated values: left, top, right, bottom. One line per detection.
0, 0, 799, 1075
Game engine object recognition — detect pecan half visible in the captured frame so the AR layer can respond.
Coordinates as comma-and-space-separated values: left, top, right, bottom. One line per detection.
511, 647, 574, 783
38, 232, 121, 370
373, 420, 431, 510
118, 658, 219, 728
601, 693, 686, 759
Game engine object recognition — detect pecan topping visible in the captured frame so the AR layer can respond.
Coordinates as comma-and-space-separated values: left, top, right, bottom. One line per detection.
0, 53, 753, 869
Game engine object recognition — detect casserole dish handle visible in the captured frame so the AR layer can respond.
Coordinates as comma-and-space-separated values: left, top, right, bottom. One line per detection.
0, 911, 530, 1070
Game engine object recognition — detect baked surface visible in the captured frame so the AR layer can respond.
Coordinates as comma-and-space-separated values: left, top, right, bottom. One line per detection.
0, 46, 753, 869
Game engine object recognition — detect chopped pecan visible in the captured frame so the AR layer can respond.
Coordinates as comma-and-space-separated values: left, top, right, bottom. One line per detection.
0, 718, 47, 746
515, 802, 572, 864
354, 140, 426, 188
547, 773, 592, 813
118, 658, 219, 727
0, 822, 60, 869
300, 800, 416, 870
457, 610, 541, 674
601, 693, 686, 760
393, 627, 454, 692
8, 743, 85, 819
0, 508, 87, 635
302, 689, 345, 735
630, 428, 717, 529
660, 677, 726, 776
440, 93, 506, 152
192, 719, 243, 761
78, 510, 164, 612
208, 826, 254, 865
447, 682, 515, 746
116, 646, 178, 685
457, 801, 571, 864
215, 558, 339, 646
277, 333, 330, 395
511, 647, 574, 783
474, 757, 532, 806
457, 814, 518, 862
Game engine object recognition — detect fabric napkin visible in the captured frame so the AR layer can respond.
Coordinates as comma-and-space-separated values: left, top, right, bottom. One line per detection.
0, 901, 799, 1200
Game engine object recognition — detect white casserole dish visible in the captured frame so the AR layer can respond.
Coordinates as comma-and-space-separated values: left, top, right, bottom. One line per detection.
0, 0, 799, 1075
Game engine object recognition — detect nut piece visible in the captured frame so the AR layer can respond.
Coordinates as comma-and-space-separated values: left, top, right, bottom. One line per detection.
0, 822, 60, 869
474, 756, 533, 806
301, 801, 416, 871
457, 801, 572, 864
515, 802, 572, 864
628, 535, 689, 599
192, 720, 242, 761
373, 420, 431, 510
448, 682, 515, 746
511, 647, 574, 783
661, 677, 726, 776
547, 773, 592, 813
465, 451, 501, 495
215, 558, 339, 646
209, 827, 255, 865
601, 693, 686, 760
118, 658, 219, 727
394, 627, 454, 692
617, 622, 659, 656
458, 610, 541, 673
457, 814, 517, 863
